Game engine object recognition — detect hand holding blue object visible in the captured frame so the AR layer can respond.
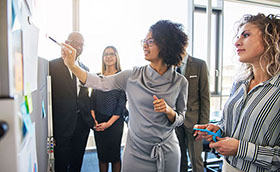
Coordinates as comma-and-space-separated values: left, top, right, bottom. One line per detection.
193, 128, 222, 142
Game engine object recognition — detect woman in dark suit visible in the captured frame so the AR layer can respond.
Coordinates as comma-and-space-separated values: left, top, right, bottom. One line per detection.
90, 46, 127, 172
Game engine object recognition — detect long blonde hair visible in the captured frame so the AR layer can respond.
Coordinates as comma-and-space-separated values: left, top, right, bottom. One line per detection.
101, 46, 122, 75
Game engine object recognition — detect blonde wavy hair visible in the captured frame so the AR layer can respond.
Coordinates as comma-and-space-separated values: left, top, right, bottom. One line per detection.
235, 13, 280, 79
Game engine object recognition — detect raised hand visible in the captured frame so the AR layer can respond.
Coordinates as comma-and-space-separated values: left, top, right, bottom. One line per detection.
153, 95, 176, 123
153, 95, 168, 113
61, 43, 76, 68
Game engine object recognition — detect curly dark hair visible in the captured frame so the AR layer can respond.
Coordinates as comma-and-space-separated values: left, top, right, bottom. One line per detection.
236, 13, 280, 77
150, 20, 188, 66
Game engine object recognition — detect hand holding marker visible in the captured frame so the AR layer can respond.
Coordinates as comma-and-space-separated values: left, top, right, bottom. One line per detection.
47, 35, 72, 53
193, 128, 222, 142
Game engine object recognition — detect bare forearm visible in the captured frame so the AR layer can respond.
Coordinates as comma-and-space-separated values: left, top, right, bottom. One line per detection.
107, 115, 120, 126
153, 95, 176, 123
166, 107, 176, 123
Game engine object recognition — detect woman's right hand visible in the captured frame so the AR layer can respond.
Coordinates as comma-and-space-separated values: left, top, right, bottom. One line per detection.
193, 124, 209, 141
193, 124, 220, 142
91, 110, 99, 129
61, 43, 76, 69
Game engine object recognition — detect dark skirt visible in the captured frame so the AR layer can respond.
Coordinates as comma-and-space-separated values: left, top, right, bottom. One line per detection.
94, 112, 124, 162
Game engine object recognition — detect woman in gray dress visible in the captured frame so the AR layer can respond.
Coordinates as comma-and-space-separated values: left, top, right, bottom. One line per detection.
62, 20, 189, 172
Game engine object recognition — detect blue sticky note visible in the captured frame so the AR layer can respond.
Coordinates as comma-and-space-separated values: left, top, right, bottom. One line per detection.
12, 1, 15, 27
22, 121, 27, 137
42, 101, 46, 118
22, 113, 34, 135
21, 102, 34, 134
20, 102, 28, 114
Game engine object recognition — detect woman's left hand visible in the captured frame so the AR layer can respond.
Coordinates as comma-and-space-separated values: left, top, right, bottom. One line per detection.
153, 95, 172, 114
209, 137, 239, 156
153, 95, 176, 123
95, 122, 110, 131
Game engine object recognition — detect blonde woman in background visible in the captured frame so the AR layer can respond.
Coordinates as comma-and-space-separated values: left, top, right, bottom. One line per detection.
90, 46, 127, 172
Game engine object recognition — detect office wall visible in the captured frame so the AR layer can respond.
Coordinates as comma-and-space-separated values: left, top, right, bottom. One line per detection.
0, 0, 49, 171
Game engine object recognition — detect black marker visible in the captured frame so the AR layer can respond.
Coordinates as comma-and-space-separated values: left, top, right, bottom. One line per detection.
47, 35, 72, 53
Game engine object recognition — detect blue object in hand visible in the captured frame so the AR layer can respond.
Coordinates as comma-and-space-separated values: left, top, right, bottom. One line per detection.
193, 128, 222, 142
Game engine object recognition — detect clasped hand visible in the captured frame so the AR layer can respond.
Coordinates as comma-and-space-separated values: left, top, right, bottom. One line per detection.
193, 124, 239, 156
94, 122, 110, 131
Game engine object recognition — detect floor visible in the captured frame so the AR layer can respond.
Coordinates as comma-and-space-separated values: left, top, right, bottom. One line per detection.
81, 149, 102, 172
81, 148, 223, 172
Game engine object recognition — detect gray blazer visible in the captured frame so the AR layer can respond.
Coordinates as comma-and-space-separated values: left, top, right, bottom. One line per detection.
182, 55, 210, 130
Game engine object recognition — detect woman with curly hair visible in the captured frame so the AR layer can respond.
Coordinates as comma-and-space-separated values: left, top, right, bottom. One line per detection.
194, 13, 280, 172
62, 20, 189, 172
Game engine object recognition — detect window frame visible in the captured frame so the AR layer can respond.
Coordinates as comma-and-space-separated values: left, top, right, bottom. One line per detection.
194, 6, 223, 96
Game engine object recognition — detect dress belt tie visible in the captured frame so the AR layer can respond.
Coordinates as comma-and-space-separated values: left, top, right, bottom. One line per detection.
128, 130, 173, 172
151, 143, 165, 172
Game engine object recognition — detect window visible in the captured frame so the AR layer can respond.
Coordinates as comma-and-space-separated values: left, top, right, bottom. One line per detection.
222, 1, 280, 109
193, 8, 221, 95
79, 0, 189, 72
41, 0, 72, 60
192, 5, 223, 115
192, 0, 280, 115
194, 0, 220, 7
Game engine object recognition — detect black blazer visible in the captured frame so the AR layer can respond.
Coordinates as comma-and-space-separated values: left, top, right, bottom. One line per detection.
49, 58, 93, 137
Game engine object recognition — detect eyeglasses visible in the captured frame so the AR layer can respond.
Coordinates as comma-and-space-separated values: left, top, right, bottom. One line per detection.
104, 52, 116, 57
141, 38, 154, 47
65, 40, 84, 48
